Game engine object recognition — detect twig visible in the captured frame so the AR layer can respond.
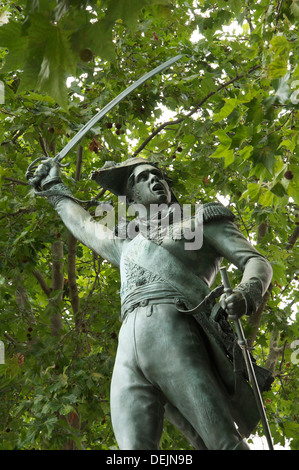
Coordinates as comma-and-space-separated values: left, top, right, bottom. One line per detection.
38, 133, 50, 158
234, 203, 252, 239
0, 207, 35, 220
132, 64, 261, 156
3, 177, 28, 186
267, 112, 292, 136
278, 339, 288, 373
4, 332, 20, 345
93, 188, 106, 201
245, 0, 254, 33
275, 0, 284, 28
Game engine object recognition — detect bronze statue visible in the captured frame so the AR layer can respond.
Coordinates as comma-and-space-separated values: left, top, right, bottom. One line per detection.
28, 156, 273, 450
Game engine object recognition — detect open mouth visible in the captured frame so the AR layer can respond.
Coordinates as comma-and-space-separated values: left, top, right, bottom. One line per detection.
153, 183, 164, 192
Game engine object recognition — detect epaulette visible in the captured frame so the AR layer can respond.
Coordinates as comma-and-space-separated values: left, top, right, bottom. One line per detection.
202, 202, 235, 224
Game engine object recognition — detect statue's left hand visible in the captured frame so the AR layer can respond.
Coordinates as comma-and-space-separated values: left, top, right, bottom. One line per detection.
220, 291, 247, 320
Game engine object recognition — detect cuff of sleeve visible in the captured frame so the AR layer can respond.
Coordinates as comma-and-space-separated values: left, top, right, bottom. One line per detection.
234, 279, 263, 315
35, 183, 76, 207
41, 176, 63, 190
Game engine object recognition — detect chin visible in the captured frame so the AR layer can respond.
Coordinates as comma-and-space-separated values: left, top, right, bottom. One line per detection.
154, 193, 170, 204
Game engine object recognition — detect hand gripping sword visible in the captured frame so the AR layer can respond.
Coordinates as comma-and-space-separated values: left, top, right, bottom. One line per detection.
220, 267, 274, 451
26, 55, 183, 187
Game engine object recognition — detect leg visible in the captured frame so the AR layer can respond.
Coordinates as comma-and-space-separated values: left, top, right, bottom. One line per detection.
134, 305, 244, 450
111, 369, 165, 450
110, 313, 165, 450
164, 402, 208, 450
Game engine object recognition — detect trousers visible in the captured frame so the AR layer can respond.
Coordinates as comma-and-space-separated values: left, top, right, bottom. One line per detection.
110, 303, 250, 450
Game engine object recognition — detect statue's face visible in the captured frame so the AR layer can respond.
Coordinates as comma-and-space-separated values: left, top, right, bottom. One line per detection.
129, 164, 172, 206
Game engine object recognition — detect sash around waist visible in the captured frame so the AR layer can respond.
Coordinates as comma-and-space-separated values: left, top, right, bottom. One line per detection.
121, 281, 188, 319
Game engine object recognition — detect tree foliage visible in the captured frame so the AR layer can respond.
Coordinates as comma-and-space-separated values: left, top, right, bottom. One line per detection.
0, 0, 298, 450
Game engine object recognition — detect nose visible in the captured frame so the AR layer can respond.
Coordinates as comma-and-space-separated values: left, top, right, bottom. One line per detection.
150, 173, 160, 184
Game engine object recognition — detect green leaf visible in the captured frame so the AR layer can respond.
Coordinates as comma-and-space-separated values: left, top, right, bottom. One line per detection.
209, 143, 229, 159
0, 21, 28, 72
213, 97, 238, 123
273, 73, 290, 104
268, 35, 290, 80
105, 0, 171, 32
200, 74, 217, 95
25, 92, 56, 105
45, 416, 58, 435
270, 35, 290, 56
239, 145, 253, 160
271, 260, 287, 285
252, 146, 276, 173
81, 22, 115, 62
270, 182, 287, 197
214, 129, 232, 146
259, 189, 274, 206
224, 148, 235, 167
16, 14, 77, 110
291, 0, 299, 17
242, 182, 261, 200
269, 56, 289, 80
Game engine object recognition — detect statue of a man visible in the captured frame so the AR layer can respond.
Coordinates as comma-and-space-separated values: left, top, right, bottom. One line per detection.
29, 156, 273, 450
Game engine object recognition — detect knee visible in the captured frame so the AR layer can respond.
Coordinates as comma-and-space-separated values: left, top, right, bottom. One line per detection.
231, 439, 251, 450
209, 435, 250, 450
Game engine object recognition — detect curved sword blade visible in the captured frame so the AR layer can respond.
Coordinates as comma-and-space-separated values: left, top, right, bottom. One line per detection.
54, 54, 183, 163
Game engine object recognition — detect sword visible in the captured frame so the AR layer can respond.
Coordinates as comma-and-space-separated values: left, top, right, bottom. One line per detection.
220, 267, 274, 451
26, 54, 183, 186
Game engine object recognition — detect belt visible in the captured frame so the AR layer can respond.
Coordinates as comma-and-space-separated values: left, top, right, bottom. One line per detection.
121, 297, 186, 321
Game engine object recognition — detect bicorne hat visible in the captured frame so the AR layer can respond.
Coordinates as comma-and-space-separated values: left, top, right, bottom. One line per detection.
90, 157, 178, 203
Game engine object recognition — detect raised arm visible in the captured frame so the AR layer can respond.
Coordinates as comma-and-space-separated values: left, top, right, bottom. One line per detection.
27, 158, 123, 267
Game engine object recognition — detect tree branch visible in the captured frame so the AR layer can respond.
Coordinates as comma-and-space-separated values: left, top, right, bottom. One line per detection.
248, 283, 273, 347
68, 233, 80, 317
3, 177, 29, 186
38, 133, 50, 158
67, 146, 83, 326
50, 239, 64, 336
132, 64, 261, 156
257, 219, 268, 244
75, 145, 83, 182
32, 268, 51, 297
265, 329, 286, 374
286, 226, 299, 250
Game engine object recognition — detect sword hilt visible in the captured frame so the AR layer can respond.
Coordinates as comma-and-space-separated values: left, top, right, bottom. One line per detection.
220, 267, 247, 346
220, 266, 233, 295
26, 155, 69, 189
